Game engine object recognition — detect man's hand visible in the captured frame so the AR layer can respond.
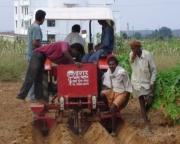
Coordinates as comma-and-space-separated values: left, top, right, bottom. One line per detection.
74, 62, 82, 68
95, 43, 100, 48
150, 84, 154, 93
89, 49, 95, 55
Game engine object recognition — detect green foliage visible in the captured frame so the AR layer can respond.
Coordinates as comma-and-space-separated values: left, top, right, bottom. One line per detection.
0, 36, 28, 81
152, 65, 180, 121
132, 32, 142, 40
115, 32, 131, 54
116, 54, 131, 77
96, 32, 101, 44
145, 26, 172, 39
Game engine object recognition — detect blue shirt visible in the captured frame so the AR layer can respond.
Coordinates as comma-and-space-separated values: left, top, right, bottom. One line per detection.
26, 23, 42, 58
101, 24, 114, 53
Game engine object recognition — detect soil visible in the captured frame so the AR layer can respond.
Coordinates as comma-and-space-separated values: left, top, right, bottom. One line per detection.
0, 82, 180, 144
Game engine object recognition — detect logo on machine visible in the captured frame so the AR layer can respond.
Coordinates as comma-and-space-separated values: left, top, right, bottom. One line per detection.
67, 70, 89, 86
99, 64, 109, 69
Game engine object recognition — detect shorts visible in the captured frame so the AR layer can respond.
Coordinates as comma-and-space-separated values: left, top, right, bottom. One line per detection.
132, 87, 153, 99
102, 89, 127, 108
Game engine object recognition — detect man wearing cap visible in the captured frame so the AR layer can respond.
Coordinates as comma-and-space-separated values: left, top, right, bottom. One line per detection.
129, 40, 156, 129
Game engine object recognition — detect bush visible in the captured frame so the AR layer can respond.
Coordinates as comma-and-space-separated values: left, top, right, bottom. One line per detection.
0, 36, 28, 81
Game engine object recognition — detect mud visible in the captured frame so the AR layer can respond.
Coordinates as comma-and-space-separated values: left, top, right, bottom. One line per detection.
1, 82, 180, 144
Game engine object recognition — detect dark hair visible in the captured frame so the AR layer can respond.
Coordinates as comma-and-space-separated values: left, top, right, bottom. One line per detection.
70, 43, 85, 56
72, 24, 81, 33
35, 10, 46, 21
108, 56, 119, 65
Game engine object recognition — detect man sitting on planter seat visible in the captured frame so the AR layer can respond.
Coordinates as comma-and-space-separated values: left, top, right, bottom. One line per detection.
101, 56, 132, 137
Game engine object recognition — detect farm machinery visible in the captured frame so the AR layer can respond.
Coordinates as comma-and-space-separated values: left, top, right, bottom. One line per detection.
30, 7, 122, 136
30, 54, 122, 136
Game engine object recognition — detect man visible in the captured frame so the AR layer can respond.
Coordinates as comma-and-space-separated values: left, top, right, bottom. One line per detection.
101, 56, 132, 136
26, 10, 46, 102
64, 24, 85, 62
129, 40, 156, 129
64, 24, 85, 46
82, 20, 114, 63
16, 42, 84, 102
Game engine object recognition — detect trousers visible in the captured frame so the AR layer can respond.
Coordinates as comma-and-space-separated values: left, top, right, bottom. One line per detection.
17, 52, 46, 100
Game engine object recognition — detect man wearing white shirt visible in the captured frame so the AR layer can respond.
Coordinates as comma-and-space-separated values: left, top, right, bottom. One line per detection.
129, 40, 156, 129
64, 24, 85, 62
64, 24, 85, 46
101, 56, 132, 136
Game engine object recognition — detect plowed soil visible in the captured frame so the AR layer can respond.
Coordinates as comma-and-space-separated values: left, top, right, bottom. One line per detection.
0, 82, 180, 144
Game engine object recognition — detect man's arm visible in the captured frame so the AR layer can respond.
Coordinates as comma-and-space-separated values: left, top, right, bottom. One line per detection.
149, 53, 156, 92
63, 51, 82, 67
33, 40, 41, 48
32, 27, 42, 49
95, 44, 105, 51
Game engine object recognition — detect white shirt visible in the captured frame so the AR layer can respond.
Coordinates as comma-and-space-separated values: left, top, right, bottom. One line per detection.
130, 50, 156, 90
64, 32, 85, 46
103, 66, 132, 93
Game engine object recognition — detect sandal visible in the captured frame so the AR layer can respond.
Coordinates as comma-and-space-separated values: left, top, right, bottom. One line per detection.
111, 132, 117, 137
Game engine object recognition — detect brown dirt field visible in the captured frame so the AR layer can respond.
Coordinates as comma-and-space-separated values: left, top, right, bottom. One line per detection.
0, 82, 180, 144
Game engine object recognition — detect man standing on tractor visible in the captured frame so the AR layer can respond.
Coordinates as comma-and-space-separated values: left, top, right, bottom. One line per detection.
101, 56, 132, 137
129, 40, 156, 131
26, 10, 46, 102
16, 42, 85, 103
82, 20, 114, 63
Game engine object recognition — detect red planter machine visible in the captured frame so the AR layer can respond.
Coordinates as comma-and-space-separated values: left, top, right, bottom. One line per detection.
30, 54, 121, 136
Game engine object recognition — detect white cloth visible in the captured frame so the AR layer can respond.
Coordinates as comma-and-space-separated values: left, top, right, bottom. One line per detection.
132, 87, 153, 98
64, 32, 85, 46
102, 66, 132, 93
130, 50, 156, 91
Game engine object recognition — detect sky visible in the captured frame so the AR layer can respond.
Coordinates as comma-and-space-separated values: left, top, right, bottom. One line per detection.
112, 0, 180, 31
0, 0, 14, 31
0, 0, 179, 32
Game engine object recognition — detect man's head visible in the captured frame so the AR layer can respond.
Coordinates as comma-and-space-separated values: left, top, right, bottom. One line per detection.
108, 56, 119, 73
128, 40, 142, 63
98, 20, 107, 26
70, 43, 85, 58
128, 40, 141, 54
72, 24, 81, 33
35, 10, 46, 25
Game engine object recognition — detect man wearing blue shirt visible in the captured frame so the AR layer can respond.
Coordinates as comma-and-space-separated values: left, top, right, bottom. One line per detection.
26, 10, 46, 103
82, 20, 114, 62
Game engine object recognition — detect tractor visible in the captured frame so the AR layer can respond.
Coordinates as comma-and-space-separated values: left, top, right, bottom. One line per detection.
30, 7, 121, 136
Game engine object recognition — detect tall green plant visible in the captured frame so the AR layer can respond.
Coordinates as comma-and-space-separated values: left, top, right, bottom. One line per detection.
153, 65, 180, 121
0, 36, 27, 81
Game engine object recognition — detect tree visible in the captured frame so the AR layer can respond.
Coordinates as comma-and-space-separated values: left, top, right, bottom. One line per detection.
132, 32, 142, 39
159, 27, 172, 37
121, 32, 128, 39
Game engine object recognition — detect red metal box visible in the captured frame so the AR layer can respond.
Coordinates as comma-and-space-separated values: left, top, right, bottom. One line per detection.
57, 63, 98, 97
